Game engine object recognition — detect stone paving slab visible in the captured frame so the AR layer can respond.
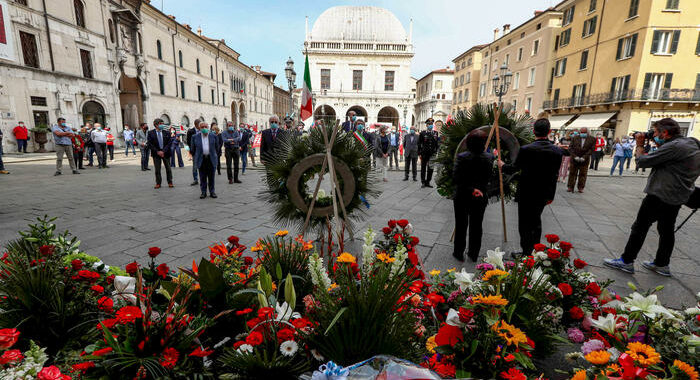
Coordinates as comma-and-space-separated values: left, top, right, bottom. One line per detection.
0, 157, 697, 308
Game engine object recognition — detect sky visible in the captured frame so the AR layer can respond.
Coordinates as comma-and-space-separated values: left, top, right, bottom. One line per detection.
157, 0, 560, 87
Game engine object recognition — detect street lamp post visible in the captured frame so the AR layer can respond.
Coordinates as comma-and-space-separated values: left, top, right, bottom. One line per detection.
489, 63, 512, 242
284, 57, 297, 119
430, 95, 436, 118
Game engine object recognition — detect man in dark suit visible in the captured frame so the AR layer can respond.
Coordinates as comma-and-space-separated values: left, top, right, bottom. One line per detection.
342, 111, 357, 133
260, 115, 285, 161
186, 119, 201, 186
502, 119, 566, 256
568, 127, 596, 193
147, 118, 173, 189
418, 118, 440, 188
239, 123, 252, 173
191, 122, 219, 199
403, 126, 419, 181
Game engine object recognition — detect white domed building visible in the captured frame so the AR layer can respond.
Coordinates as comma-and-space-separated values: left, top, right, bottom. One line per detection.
304, 6, 415, 128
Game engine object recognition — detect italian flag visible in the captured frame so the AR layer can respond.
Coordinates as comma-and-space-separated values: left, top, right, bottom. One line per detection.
300, 53, 313, 126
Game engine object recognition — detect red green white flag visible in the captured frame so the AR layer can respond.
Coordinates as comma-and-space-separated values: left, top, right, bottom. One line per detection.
300, 53, 313, 123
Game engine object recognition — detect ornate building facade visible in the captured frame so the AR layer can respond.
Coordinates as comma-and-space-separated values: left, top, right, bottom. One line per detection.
304, 6, 416, 128
414, 68, 454, 127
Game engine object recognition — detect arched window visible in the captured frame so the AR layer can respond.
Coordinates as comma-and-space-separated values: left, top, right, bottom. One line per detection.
196, 59, 200, 74
74, 0, 85, 28
108, 19, 114, 43
156, 40, 162, 60
178, 50, 183, 68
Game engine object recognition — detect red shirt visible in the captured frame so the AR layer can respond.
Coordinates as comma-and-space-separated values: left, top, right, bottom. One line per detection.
106, 133, 115, 146
13, 125, 28, 140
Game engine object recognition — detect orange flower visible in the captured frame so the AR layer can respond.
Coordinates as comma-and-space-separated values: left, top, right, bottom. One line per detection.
337, 252, 356, 264
209, 243, 227, 257
605, 364, 620, 376
327, 283, 338, 292
472, 294, 508, 306
425, 335, 437, 354
491, 320, 527, 346
275, 230, 289, 237
625, 342, 660, 366
377, 253, 396, 263
482, 269, 509, 282
571, 370, 587, 380
584, 350, 610, 365
250, 240, 265, 253
673, 360, 699, 380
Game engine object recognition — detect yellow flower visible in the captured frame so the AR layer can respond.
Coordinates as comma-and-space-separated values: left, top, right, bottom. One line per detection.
377, 253, 396, 263
425, 335, 437, 354
327, 283, 338, 292
303, 243, 314, 251
491, 320, 527, 346
625, 342, 660, 366
673, 360, 699, 380
275, 230, 289, 237
429, 269, 441, 276
584, 350, 610, 365
482, 269, 509, 282
472, 294, 509, 306
337, 252, 356, 264
447, 268, 456, 273
605, 364, 620, 376
251, 240, 265, 252
571, 370, 587, 380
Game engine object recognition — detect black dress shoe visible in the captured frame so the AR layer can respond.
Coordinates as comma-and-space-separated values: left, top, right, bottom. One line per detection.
210, 193, 218, 199
452, 251, 465, 262
234, 180, 242, 184
467, 253, 479, 263
403, 178, 409, 181
54, 171, 61, 176
191, 181, 199, 186
425, 184, 434, 188
200, 193, 207, 199
421, 184, 427, 188
141, 169, 147, 171
145, 168, 151, 170
413, 178, 418, 181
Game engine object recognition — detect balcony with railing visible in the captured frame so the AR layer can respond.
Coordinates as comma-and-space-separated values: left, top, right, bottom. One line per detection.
543, 88, 700, 110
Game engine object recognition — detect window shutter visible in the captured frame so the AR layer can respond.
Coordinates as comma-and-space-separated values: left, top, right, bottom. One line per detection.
642, 73, 652, 99
696, 32, 700, 55
623, 75, 631, 92
670, 30, 681, 54
696, 74, 700, 90
582, 22, 587, 38
651, 31, 660, 53
610, 77, 617, 94
582, 84, 586, 99
562, 58, 567, 74
663, 73, 673, 89
630, 34, 638, 57
591, 16, 597, 34
616, 38, 624, 60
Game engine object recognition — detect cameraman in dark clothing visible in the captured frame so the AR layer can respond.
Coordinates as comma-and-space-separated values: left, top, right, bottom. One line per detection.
605, 118, 700, 277
452, 129, 494, 262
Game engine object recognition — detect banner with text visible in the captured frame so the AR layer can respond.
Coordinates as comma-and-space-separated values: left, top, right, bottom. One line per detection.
0, 0, 16, 62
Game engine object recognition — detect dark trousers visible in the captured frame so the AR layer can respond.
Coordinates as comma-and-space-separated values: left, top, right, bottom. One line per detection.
389, 146, 399, 168
567, 160, 589, 190
73, 150, 84, 169
589, 151, 603, 170
170, 144, 184, 167
240, 148, 249, 172
420, 154, 434, 184
152, 154, 173, 185
453, 195, 488, 260
107, 145, 114, 160
140, 146, 150, 170
94, 143, 107, 167
518, 199, 548, 254
17, 139, 28, 153
225, 148, 240, 181
404, 154, 418, 179
87, 146, 95, 165
622, 195, 681, 267
624, 156, 632, 169
216, 152, 222, 175
199, 157, 215, 194
0, 142, 5, 170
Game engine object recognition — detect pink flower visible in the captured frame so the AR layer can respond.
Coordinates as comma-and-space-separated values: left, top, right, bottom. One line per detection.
567, 327, 585, 343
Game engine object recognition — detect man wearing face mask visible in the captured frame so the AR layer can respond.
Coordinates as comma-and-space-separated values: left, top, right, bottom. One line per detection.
388, 127, 400, 170
186, 119, 201, 186
147, 118, 174, 189
605, 118, 700, 277
13, 121, 29, 153
191, 122, 219, 199
418, 118, 440, 188
239, 123, 252, 173
135, 123, 150, 171
90, 123, 109, 169
403, 126, 419, 181
261, 115, 285, 161
342, 111, 358, 133
51, 118, 80, 176
222, 122, 242, 184
567, 127, 595, 193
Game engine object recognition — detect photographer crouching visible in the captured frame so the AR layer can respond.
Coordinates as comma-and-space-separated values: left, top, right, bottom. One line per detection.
605, 118, 700, 276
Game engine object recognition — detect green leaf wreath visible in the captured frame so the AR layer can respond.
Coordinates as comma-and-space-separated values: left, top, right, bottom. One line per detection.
263, 124, 380, 234
435, 103, 535, 199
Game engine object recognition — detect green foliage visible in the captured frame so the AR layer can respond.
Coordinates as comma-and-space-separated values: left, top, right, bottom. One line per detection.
218, 339, 309, 380
63, 252, 127, 277
256, 235, 314, 301
435, 103, 534, 198
262, 124, 380, 233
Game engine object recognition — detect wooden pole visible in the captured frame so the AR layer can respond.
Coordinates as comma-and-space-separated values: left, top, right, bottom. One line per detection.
493, 104, 508, 242
301, 155, 328, 236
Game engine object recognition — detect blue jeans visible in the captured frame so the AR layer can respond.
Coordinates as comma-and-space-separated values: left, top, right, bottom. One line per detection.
610, 155, 624, 176
140, 146, 150, 169
170, 144, 184, 167
240, 147, 248, 173
17, 139, 28, 153
125, 139, 136, 155
87, 146, 95, 165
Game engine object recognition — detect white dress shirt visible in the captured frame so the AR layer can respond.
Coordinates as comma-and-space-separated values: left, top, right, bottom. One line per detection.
201, 134, 210, 156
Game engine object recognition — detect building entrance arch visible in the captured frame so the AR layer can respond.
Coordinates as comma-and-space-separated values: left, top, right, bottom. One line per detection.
377, 106, 400, 128
314, 104, 337, 121
119, 74, 144, 129
346, 105, 368, 122
81, 100, 106, 126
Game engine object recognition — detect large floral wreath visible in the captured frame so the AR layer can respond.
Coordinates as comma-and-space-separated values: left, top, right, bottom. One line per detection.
263, 125, 380, 233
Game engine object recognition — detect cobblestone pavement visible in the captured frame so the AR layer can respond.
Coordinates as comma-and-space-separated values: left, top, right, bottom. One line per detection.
0, 155, 698, 308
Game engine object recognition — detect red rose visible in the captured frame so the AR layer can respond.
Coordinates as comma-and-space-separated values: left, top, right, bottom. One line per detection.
147, 247, 161, 258
561, 250, 570, 258
408, 251, 419, 266
106, 274, 115, 284
524, 257, 535, 269
425, 292, 445, 306
125, 261, 139, 275
574, 259, 587, 269
291, 317, 312, 331
569, 306, 584, 320
0, 349, 23, 365
585, 282, 602, 296
546, 249, 561, 260
115, 306, 143, 323
71, 361, 95, 371
39, 245, 55, 256
458, 307, 474, 323
97, 318, 118, 330
382, 227, 392, 235
435, 324, 463, 346
37, 366, 65, 380
559, 241, 573, 251
235, 308, 253, 316
558, 283, 573, 296
0, 328, 20, 349
388, 220, 397, 229
545, 234, 560, 244
98, 296, 114, 313
411, 236, 420, 245
92, 347, 113, 357
156, 263, 170, 279
76, 270, 100, 282
257, 307, 275, 320
277, 328, 295, 342
397, 219, 409, 228
71, 259, 84, 271
533, 244, 547, 252
245, 331, 264, 346
91, 284, 104, 294
160, 347, 179, 370
189, 347, 214, 358
227, 236, 240, 245
244, 256, 254, 265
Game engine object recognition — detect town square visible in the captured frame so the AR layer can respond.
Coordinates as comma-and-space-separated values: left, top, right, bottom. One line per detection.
0, 0, 699, 379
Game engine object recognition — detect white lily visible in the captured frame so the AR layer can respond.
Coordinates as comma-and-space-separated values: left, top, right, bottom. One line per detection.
624, 292, 674, 319
275, 301, 301, 322
453, 268, 475, 292
112, 275, 137, 304
590, 313, 618, 335
684, 307, 700, 316
484, 247, 505, 270
446, 308, 466, 327
530, 267, 549, 284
